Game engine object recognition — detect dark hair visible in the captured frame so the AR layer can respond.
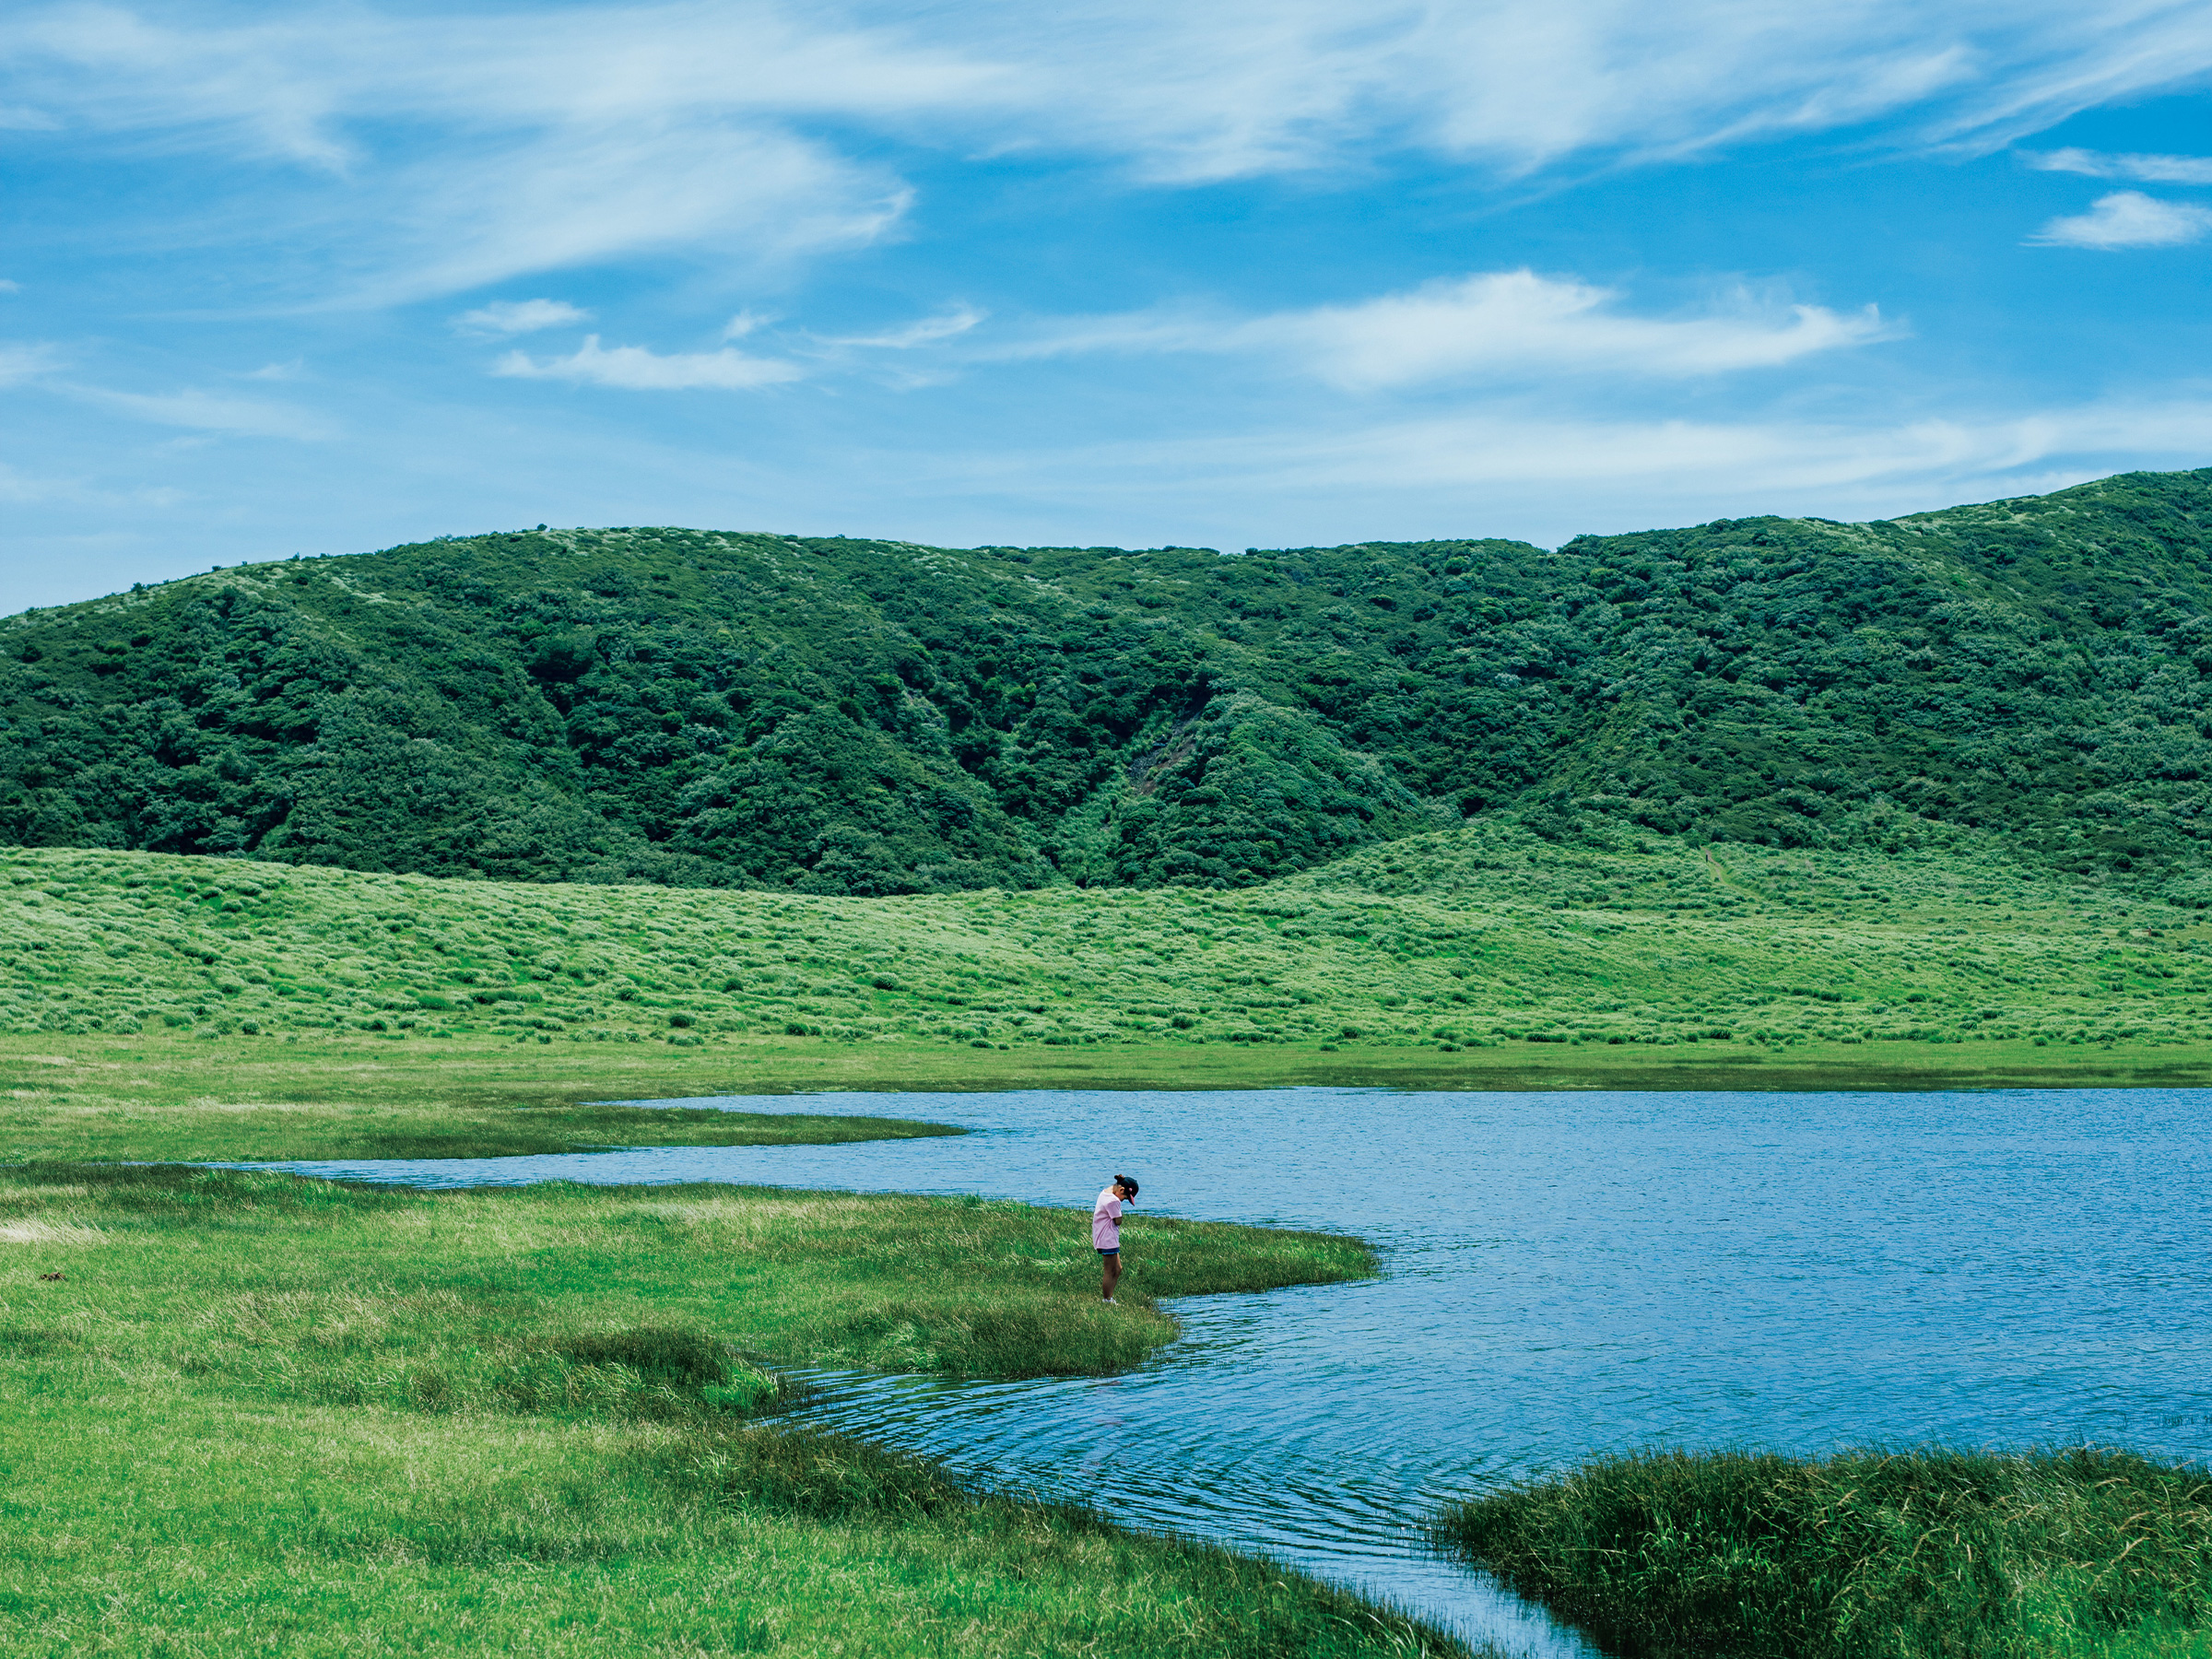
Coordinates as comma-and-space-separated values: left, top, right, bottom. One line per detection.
1114, 1173, 1139, 1198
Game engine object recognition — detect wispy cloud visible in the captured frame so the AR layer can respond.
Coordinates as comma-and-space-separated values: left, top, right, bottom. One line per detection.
369, 127, 904, 307
2021, 147, 2212, 183
999, 271, 1895, 388
453, 298, 592, 335
2030, 191, 2212, 249
897, 392, 2212, 545
0, 6, 948, 303
67, 385, 338, 439
488, 306, 994, 391
492, 335, 803, 390
0, 342, 63, 384
824, 306, 986, 350
7, 1, 2212, 306
0, 462, 79, 503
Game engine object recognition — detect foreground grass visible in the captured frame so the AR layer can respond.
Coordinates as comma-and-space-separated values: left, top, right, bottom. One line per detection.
0, 1165, 1447, 1656
1438, 1448, 2212, 1659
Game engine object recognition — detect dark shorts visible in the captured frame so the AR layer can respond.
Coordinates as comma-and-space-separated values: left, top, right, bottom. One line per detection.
1097, 1247, 1119, 1256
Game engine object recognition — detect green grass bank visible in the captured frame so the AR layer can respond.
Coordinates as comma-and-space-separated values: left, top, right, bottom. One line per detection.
0, 1034, 974, 1161
12, 821, 2212, 1096
0, 1165, 1458, 1657
9, 1029, 2212, 1165
1438, 1448, 2212, 1659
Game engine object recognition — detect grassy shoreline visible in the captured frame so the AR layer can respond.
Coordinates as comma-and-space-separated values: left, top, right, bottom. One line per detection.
0, 1023, 1474, 1654
1438, 1447, 2212, 1659
0, 1164, 1463, 1656
6, 1029, 2211, 1166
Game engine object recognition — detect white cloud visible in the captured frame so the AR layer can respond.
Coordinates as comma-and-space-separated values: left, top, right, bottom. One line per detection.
994, 1, 1997, 181
0, 342, 62, 384
1001, 271, 1895, 388
492, 334, 803, 390
0, 5, 1006, 165
0, 462, 80, 503
2021, 147, 2212, 184
0, 6, 944, 302
453, 298, 592, 335
0, 280, 21, 294
885, 392, 2212, 548
376, 126, 905, 306
488, 307, 987, 391
5, 0, 2212, 303
827, 306, 987, 350
243, 359, 305, 380
67, 385, 337, 439
2030, 191, 2212, 249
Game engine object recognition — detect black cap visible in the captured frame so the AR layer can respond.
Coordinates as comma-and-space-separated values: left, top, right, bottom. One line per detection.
1114, 1173, 1139, 1199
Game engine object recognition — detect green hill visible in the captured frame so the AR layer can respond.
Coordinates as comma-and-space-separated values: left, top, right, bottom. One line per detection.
6, 823, 2207, 1054
5, 468, 2212, 894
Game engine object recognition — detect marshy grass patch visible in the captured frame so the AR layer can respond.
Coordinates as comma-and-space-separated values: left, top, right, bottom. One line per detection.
1438, 1445, 2212, 1659
0, 1161, 1442, 1655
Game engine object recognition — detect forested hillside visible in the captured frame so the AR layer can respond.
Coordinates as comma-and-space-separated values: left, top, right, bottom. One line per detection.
4, 468, 2210, 893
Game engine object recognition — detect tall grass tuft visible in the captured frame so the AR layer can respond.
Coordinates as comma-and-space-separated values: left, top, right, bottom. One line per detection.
1437, 1446, 2212, 1658
554, 1324, 732, 1385
679, 1424, 985, 1524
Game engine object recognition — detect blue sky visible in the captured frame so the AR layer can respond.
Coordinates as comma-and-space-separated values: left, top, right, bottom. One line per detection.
5, 1, 2212, 610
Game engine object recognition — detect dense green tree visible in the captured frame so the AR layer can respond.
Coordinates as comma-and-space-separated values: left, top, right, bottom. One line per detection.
5, 471, 2212, 892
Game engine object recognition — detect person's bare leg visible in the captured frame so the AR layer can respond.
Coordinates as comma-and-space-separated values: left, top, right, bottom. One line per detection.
1101, 1253, 1122, 1301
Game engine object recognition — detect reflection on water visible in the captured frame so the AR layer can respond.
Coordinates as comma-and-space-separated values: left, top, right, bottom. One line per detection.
240, 1086, 2212, 1655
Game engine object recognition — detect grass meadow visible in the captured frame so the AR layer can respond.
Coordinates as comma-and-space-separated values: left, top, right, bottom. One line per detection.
12, 820, 2212, 1069
9, 825, 2212, 1653
0, 1165, 1442, 1657
9, 817, 2212, 1165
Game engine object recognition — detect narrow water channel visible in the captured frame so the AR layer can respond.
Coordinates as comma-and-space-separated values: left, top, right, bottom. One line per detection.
245, 1086, 2212, 1655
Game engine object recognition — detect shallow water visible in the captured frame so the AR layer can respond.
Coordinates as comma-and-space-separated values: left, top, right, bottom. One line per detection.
245, 1086, 2212, 1655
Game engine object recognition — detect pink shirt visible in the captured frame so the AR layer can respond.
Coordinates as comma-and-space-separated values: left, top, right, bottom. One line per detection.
1092, 1187, 1123, 1250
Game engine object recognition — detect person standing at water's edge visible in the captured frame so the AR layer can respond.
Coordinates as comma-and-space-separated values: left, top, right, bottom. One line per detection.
1095, 1174, 1137, 1303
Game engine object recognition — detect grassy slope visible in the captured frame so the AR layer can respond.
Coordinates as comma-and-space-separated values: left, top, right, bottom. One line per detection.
8, 819, 2212, 1162
1438, 1448, 2212, 1659
0, 1167, 1447, 1658
8, 823, 2212, 1154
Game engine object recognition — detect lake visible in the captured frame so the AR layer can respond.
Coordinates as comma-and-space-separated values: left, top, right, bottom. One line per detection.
245, 1085, 2212, 1655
